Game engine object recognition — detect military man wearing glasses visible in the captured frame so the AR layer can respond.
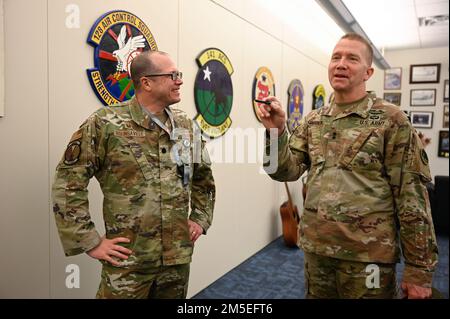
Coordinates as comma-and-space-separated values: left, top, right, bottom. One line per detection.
52, 51, 216, 299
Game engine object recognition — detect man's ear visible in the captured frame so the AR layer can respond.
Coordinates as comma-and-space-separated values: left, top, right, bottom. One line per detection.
364, 67, 374, 82
140, 77, 152, 91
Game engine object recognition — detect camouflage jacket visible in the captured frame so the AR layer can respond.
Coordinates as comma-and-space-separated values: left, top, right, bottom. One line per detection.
265, 92, 438, 287
52, 96, 215, 268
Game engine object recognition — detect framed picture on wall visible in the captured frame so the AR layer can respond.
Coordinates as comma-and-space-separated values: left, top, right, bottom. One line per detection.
438, 130, 449, 158
444, 104, 449, 128
410, 111, 433, 128
410, 63, 441, 84
384, 92, 401, 106
410, 89, 436, 106
384, 67, 402, 90
444, 79, 449, 102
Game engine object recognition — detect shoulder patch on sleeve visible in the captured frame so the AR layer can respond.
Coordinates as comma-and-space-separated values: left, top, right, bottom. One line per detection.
420, 149, 429, 165
64, 140, 81, 165
64, 129, 83, 165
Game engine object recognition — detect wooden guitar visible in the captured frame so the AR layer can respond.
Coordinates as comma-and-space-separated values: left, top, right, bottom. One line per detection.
279, 182, 300, 247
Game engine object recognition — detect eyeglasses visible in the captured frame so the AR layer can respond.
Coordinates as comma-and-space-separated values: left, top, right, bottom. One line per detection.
144, 71, 183, 81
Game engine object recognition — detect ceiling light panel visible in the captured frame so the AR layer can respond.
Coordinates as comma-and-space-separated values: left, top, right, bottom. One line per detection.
343, 0, 420, 50
416, 3, 449, 17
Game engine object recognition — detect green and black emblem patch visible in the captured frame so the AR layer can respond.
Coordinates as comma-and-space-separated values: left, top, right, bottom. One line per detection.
194, 48, 234, 138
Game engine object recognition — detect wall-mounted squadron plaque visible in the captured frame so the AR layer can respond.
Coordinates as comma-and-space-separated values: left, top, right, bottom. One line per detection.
86, 10, 158, 105
252, 67, 275, 122
312, 84, 326, 110
286, 79, 304, 133
194, 48, 234, 138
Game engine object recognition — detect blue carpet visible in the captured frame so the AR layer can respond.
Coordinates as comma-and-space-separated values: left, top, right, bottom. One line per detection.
193, 235, 449, 299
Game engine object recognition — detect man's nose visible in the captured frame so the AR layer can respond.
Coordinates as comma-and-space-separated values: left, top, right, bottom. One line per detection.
336, 58, 347, 69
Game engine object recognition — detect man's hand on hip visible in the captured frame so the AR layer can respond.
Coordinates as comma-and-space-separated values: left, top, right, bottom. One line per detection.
87, 236, 133, 266
188, 220, 203, 243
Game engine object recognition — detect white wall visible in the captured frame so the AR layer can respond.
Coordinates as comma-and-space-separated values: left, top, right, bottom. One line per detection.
0, 0, 4, 117
0, 0, 421, 299
385, 47, 449, 178
0, 0, 50, 298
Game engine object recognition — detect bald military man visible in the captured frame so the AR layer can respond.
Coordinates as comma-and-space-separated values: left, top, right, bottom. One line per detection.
52, 51, 215, 298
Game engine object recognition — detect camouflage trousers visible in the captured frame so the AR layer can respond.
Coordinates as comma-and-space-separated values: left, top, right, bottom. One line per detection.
304, 252, 398, 299
96, 263, 190, 299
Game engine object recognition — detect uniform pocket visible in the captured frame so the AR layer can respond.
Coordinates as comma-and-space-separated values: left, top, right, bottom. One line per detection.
106, 136, 152, 190
128, 143, 154, 181
338, 129, 375, 169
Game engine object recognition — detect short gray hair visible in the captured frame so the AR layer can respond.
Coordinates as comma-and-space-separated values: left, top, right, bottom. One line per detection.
130, 50, 169, 90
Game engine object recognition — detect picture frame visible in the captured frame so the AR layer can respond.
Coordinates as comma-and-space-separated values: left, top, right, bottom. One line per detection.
438, 130, 449, 158
410, 89, 436, 106
383, 92, 401, 106
410, 63, 440, 84
410, 111, 433, 128
444, 79, 449, 103
384, 67, 402, 90
443, 104, 449, 128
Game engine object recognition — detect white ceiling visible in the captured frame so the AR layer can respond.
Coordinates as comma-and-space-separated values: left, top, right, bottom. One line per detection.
343, 0, 449, 51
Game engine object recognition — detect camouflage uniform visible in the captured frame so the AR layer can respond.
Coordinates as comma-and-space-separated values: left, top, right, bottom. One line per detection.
52, 96, 215, 298
265, 92, 438, 297
304, 252, 397, 299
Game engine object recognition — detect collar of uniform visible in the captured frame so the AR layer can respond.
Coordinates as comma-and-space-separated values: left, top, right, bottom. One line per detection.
322, 91, 376, 119
129, 96, 155, 130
